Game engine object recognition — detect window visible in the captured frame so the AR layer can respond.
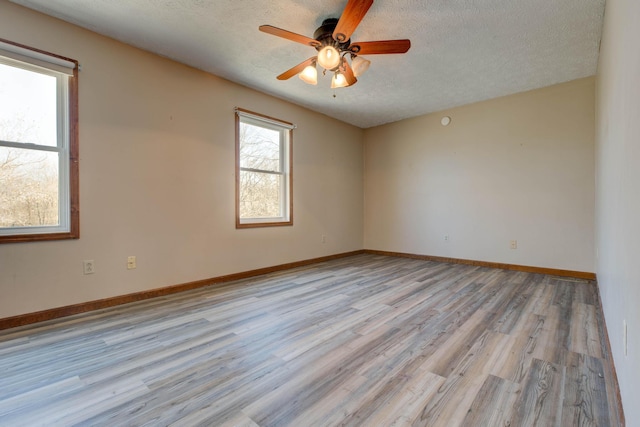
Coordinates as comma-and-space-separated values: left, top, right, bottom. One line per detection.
235, 108, 293, 228
0, 38, 79, 243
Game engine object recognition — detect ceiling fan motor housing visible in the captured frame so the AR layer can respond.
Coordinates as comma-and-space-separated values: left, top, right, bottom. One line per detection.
314, 18, 351, 52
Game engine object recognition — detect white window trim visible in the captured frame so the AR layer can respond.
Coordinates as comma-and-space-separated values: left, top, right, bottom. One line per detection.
0, 41, 76, 75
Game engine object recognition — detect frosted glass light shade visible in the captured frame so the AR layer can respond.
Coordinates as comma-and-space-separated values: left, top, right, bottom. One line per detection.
317, 46, 341, 70
299, 64, 317, 85
331, 72, 348, 89
351, 55, 371, 77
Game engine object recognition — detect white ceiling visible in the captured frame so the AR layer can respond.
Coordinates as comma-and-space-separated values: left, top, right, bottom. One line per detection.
10, 0, 605, 128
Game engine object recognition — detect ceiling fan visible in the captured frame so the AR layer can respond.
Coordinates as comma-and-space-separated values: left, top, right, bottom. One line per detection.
259, 0, 411, 88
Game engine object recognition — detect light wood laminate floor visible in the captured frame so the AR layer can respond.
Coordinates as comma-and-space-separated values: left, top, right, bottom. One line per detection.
0, 254, 623, 426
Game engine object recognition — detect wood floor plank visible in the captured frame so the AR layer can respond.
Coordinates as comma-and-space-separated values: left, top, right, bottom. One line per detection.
562, 351, 611, 426
461, 374, 522, 427
570, 302, 604, 359
418, 307, 495, 378
493, 313, 546, 383
531, 305, 570, 366
529, 283, 557, 316
0, 254, 622, 426
282, 373, 371, 427
213, 412, 260, 427
358, 371, 446, 427
0, 376, 84, 417
487, 284, 534, 334
414, 330, 513, 426
511, 358, 566, 427
0, 376, 150, 426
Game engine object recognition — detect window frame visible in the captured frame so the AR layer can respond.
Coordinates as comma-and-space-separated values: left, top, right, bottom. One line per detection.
0, 38, 79, 243
235, 108, 293, 228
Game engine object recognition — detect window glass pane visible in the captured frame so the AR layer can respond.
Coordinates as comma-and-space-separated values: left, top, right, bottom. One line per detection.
239, 170, 282, 219
239, 122, 281, 172
0, 146, 59, 227
0, 63, 57, 147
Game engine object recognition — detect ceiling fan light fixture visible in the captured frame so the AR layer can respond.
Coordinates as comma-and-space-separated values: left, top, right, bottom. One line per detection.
331, 72, 348, 89
259, 0, 411, 90
351, 55, 371, 77
299, 63, 318, 85
317, 45, 341, 70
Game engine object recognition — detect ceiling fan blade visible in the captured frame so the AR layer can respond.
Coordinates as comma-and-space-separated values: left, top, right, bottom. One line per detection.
259, 25, 321, 47
348, 39, 411, 55
341, 59, 358, 86
277, 57, 317, 80
332, 0, 374, 43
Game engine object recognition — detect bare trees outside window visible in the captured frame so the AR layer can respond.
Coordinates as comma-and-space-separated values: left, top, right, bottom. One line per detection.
0, 147, 59, 227
235, 109, 293, 228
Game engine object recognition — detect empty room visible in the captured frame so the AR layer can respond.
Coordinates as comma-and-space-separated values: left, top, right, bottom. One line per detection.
0, 0, 638, 425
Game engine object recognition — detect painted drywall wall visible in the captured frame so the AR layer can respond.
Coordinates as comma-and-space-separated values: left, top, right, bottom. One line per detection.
596, 0, 640, 422
364, 78, 595, 272
0, 2, 364, 318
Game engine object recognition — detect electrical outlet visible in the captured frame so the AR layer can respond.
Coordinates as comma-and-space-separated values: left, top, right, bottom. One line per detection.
127, 256, 137, 270
444, 235, 449, 241
510, 240, 517, 249
321, 235, 326, 244
624, 320, 628, 357
83, 260, 95, 275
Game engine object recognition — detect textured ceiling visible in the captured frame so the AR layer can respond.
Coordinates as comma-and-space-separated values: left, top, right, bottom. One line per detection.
9, 0, 605, 128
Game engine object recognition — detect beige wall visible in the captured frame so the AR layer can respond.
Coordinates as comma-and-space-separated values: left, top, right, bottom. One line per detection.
364, 78, 595, 272
0, 2, 364, 318
596, 0, 640, 422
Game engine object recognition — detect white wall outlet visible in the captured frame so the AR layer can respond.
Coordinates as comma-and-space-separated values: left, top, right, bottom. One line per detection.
510, 240, 518, 249
321, 235, 326, 244
83, 260, 95, 275
444, 235, 449, 241
624, 319, 628, 357
127, 256, 137, 269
